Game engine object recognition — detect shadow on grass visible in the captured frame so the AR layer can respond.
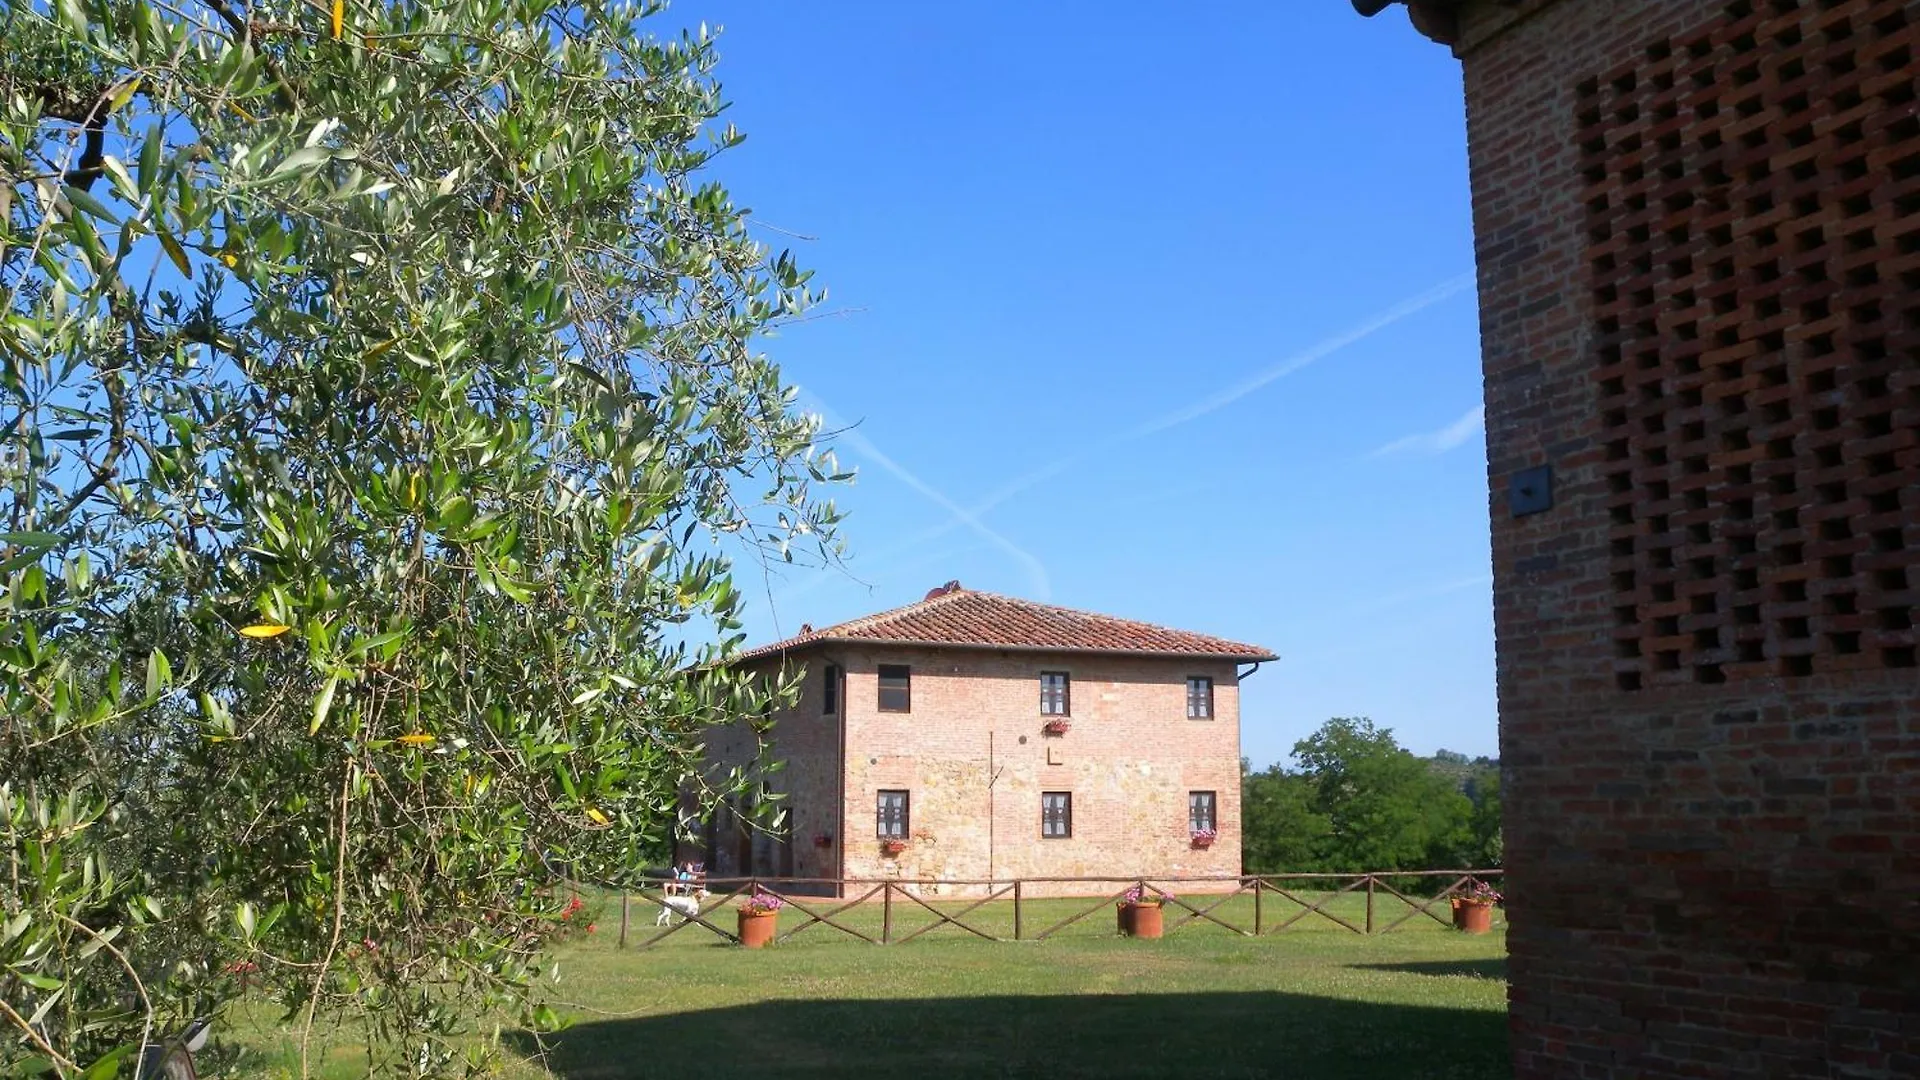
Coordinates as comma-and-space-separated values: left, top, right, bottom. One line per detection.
1352, 958, 1508, 980
506, 991, 1509, 1079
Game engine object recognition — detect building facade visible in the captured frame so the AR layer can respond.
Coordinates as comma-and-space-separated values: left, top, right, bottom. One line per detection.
1358, 1, 1920, 1077
684, 584, 1274, 897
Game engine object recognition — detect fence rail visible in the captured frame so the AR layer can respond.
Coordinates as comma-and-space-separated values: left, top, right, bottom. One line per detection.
611, 870, 1504, 948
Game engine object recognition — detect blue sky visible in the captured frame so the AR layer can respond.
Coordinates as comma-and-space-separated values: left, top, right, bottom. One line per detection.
676, 3, 1492, 766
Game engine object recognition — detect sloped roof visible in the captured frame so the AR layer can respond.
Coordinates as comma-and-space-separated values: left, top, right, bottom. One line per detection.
732, 585, 1277, 664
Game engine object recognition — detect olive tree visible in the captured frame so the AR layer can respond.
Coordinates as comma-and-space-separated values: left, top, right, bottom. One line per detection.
1, 1, 841, 1074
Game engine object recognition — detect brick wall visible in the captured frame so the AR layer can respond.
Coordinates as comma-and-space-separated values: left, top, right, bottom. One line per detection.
684, 663, 841, 884
1443, 0, 1920, 1075
695, 647, 1247, 898
834, 647, 1243, 897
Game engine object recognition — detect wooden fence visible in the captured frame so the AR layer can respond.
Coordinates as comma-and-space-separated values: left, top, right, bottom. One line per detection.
612, 870, 1504, 949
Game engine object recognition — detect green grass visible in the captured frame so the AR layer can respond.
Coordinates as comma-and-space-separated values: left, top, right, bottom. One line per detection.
227, 890, 1510, 1079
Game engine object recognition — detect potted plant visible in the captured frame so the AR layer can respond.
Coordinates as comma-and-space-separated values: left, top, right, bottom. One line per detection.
1451, 879, 1501, 935
1116, 885, 1166, 939
1190, 827, 1218, 848
880, 837, 908, 856
1043, 719, 1071, 735
737, 888, 784, 948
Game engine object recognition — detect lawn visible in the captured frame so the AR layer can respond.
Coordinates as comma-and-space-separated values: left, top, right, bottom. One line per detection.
226, 890, 1510, 1079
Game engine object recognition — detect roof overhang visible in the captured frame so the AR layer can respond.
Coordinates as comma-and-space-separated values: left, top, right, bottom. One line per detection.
734, 636, 1279, 666
1350, 0, 1466, 46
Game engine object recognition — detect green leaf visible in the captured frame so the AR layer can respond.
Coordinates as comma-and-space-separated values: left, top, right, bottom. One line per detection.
56, 0, 88, 34
236, 901, 256, 939
144, 649, 171, 700
15, 971, 64, 992
157, 231, 192, 279
138, 122, 163, 191
76, 925, 121, 959
437, 495, 475, 533
79, 1045, 132, 1080
310, 675, 340, 735
266, 146, 332, 182
62, 185, 121, 225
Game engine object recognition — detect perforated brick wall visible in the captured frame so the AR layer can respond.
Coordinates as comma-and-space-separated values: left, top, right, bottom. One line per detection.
1376, 0, 1920, 1076
1579, 0, 1920, 693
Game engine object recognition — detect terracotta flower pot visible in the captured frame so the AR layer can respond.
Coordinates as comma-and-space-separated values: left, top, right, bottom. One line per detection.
1120, 902, 1163, 939
1451, 898, 1494, 935
737, 909, 778, 948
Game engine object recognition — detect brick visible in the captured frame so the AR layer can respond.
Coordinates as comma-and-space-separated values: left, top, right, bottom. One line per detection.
686, 632, 1248, 898
1361, 0, 1920, 1075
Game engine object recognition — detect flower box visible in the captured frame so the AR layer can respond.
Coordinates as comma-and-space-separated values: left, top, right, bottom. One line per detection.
880, 838, 908, 856
1190, 828, 1218, 848
1042, 719, 1071, 735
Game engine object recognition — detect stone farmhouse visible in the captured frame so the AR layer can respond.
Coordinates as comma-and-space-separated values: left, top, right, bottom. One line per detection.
680, 583, 1276, 897
1358, 1, 1920, 1076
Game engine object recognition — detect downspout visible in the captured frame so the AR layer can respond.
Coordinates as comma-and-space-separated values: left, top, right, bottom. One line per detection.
835, 658, 847, 898
1237, 661, 1264, 681
988, 731, 996, 885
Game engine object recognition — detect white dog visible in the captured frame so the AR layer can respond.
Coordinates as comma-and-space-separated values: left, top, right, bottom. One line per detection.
654, 888, 710, 926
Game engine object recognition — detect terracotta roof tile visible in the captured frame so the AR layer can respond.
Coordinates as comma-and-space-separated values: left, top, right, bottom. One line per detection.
732, 585, 1277, 664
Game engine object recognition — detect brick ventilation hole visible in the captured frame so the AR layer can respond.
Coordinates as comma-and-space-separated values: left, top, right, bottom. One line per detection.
1583, 0, 1920, 692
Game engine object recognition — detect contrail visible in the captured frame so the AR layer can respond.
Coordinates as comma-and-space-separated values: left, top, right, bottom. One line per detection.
959, 271, 1479, 520
1368, 402, 1487, 459
1130, 272, 1477, 438
796, 389, 1053, 600
777, 273, 1471, 604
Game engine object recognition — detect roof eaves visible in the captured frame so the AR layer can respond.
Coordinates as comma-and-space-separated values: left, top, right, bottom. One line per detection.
767, 635, 1279, 664
1350, 0, 1466, 46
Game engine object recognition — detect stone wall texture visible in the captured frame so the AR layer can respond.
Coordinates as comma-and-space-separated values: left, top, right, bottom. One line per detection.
690, 646, 1247, 898
1443, 0, 1920, 1076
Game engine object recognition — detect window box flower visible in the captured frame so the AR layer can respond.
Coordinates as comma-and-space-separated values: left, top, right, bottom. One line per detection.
1190, 828, 1217, 848
880, 837, 908, 856
1042, 719, 1071, 736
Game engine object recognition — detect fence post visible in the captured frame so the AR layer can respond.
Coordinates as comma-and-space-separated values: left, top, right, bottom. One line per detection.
1365, 875, 1375, 935
1013, 880, 1023, 941
618, 893, 630, 949
882, 882, 893, 945
1253, 879, 1263, 937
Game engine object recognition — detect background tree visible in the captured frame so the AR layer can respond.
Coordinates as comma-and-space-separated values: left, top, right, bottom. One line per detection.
1238, 758, 1329, 874
1241, 718, 1495, 875
2, 1, 841, 1075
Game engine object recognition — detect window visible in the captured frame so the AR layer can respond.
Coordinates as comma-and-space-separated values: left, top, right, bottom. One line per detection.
1186, 676, 1214, 719
1041, 792, 1073, 839
878, 664, 911, 712
1039, 671, 1070, 716
876, 790, 910, 838
1189, 791, 1217, 833
822, 663, 840, 715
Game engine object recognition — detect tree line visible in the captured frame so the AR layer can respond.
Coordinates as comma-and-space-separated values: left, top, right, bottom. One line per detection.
1241, 717, 1502, 874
